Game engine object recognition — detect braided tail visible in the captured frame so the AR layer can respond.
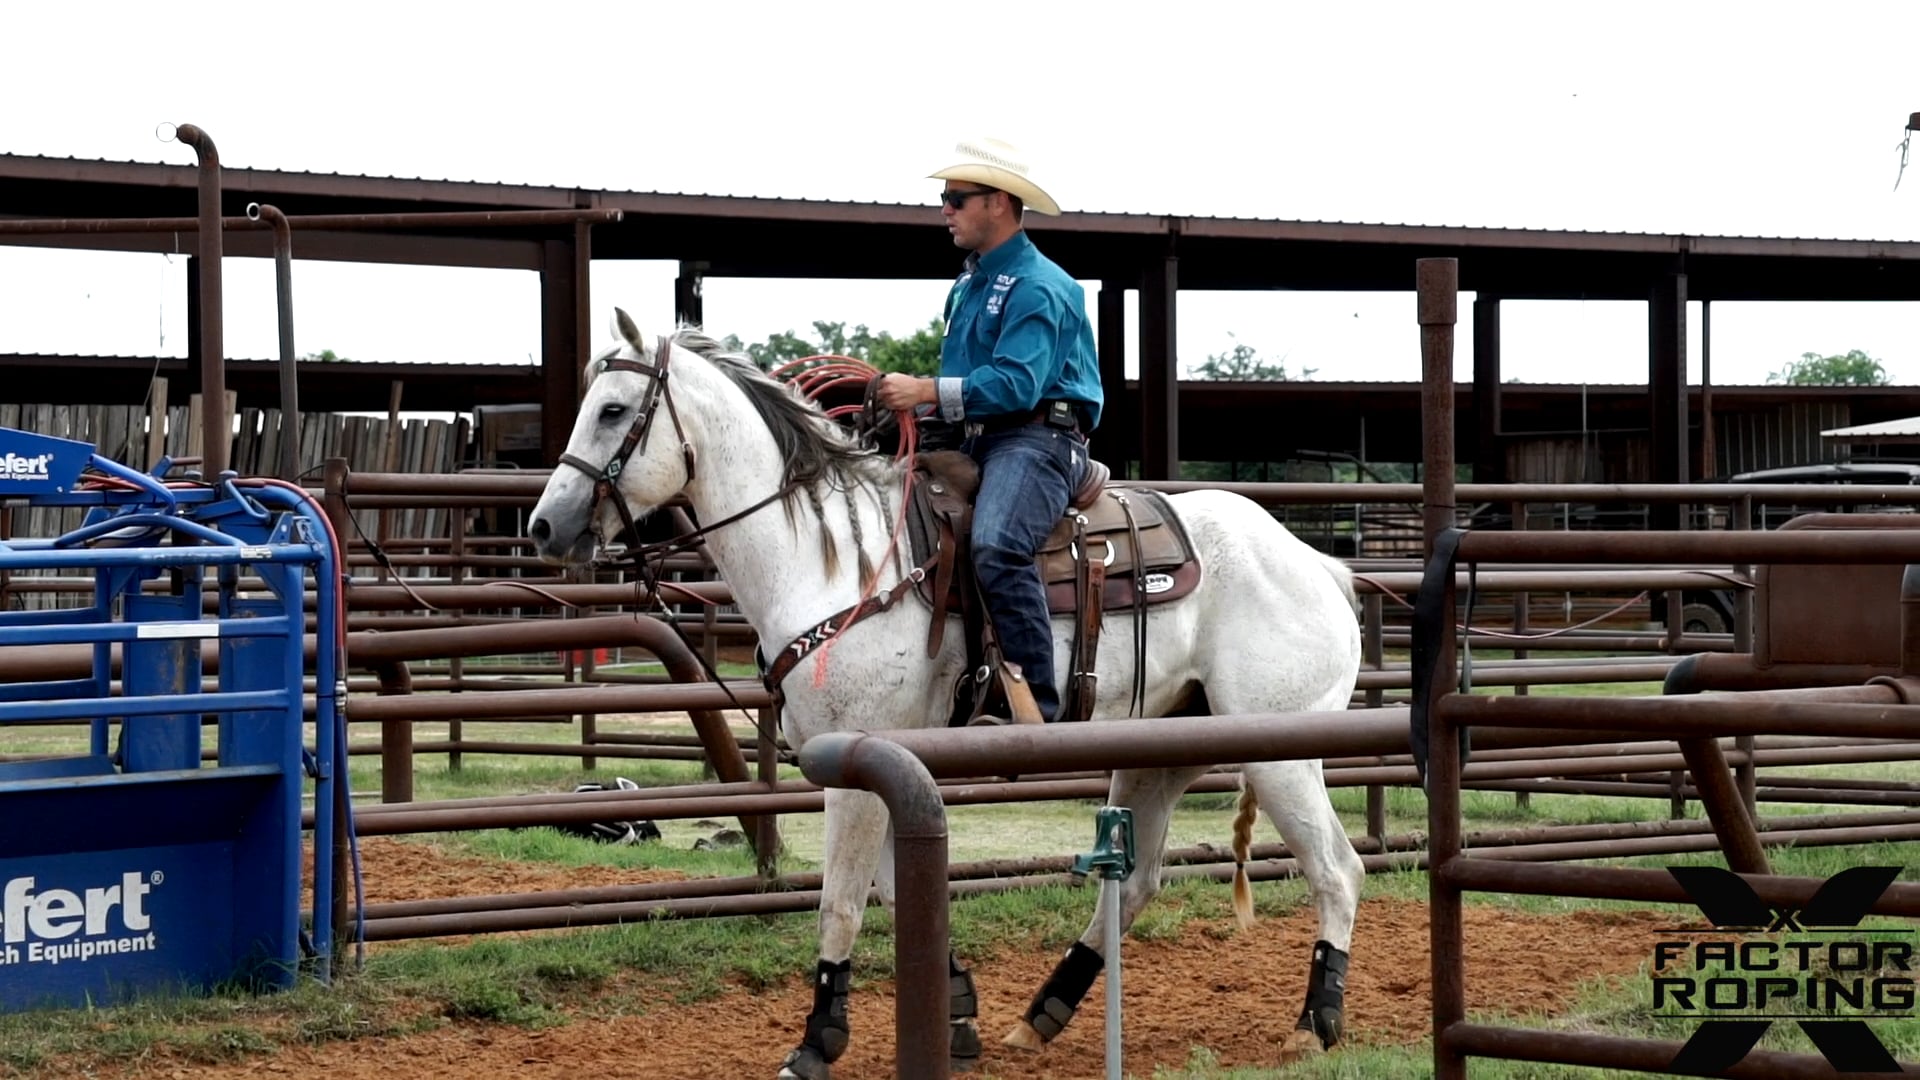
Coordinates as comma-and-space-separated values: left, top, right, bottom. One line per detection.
1231, 783, 1259, 929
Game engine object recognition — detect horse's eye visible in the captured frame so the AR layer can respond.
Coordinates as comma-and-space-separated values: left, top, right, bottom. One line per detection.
600, 404, 626, 422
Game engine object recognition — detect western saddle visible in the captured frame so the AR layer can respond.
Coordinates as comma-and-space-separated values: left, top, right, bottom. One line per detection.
906, 450, 1201, 726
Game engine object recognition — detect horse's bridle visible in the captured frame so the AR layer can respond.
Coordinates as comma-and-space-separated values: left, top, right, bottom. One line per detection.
556, 334, 698, 552
555, 332, 801, 568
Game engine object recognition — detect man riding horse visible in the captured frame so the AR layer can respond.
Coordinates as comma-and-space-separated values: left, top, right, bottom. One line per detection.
526, 135, 1365, 1079
875, 136, 1105, 726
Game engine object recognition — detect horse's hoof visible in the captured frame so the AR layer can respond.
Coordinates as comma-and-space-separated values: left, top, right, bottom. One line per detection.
778, 1046, 831, 1080
1279, 1027, 1326, 1060
951, 1019, 983, 1071
1001, 1018, 1046, 1052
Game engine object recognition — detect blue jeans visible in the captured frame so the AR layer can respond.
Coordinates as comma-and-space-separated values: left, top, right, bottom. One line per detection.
966, 424, 1087, 722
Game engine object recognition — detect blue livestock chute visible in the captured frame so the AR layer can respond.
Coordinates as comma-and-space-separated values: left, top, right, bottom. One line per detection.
0, 426, 345, 1012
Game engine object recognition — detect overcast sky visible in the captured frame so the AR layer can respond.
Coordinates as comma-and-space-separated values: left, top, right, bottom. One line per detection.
5, 2, 1920, 387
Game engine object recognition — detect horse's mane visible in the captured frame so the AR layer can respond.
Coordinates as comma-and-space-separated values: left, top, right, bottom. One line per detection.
668, 328, 893, 493
661, 327, 902, 586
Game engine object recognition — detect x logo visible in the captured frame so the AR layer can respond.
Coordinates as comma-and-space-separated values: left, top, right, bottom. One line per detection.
1670, 866, 1898, 931
1765, 908, 1804, 933
1665, 866, 1906, 1074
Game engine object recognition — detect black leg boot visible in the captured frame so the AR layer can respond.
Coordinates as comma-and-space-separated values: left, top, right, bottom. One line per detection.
949, 950, 983, 1069
1294, 940, 1350, 1049
1018, 941, 1105, 1044
779, 958, 850, 1080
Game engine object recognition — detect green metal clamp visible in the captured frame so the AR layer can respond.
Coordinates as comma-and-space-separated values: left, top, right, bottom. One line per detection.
1071, 806, 1136, 882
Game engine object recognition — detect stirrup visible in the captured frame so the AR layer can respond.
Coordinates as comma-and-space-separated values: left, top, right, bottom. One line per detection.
998, 662, 1045, 725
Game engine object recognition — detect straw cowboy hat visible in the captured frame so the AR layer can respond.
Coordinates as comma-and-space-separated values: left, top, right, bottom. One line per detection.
929, 137, 1061, 216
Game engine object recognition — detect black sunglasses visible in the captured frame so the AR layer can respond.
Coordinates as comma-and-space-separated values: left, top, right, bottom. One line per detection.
939, 187, 1000, 209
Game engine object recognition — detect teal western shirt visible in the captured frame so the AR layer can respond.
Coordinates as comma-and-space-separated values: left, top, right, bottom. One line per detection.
934, 231, 1104, 431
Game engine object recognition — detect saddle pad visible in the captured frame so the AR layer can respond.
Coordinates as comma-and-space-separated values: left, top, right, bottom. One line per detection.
1034, 488, 1191, 587
904, 461, 1202, 616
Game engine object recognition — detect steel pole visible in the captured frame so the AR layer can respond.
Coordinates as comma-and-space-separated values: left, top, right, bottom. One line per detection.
171, 123, 226, 477
249, 204, 300, 481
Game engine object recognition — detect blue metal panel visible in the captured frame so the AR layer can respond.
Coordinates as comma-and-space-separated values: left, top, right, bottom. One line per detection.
0, 433, 343, 1010
0, 755, 115, 781
119, 585, 204, 775
0, 607, 108, 627
0, 614, 291, 646
219, 596, 302, 987
12, 691, 289, 725
0, 768, 279, 858
0, 845, 236, 1011
0, 679, 96, 704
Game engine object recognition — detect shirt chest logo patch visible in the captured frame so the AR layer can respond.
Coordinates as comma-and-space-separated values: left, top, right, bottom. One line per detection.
985, 274, 1017, 316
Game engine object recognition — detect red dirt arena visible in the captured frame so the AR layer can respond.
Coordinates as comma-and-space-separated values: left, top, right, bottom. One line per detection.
39, 838, 1667, 1080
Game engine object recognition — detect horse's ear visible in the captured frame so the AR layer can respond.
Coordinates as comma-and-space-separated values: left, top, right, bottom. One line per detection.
612, 307, 645, 351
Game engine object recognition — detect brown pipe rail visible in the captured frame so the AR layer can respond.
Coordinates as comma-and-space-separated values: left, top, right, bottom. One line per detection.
1452, 526, 1920, 565
788, 706, 1920, 1079
330, 468, 1920, 507
350, 809, 1920, 942
347, 616, 756, 807
0, 208, 625, 235
1381, 630, 1735, 650
339, 471, 552, 497
1410, 257, 1920, 1078
310, 460, 749, 799
351, 808, 1920, 920
292, 725, 1920, 824
317, 738, 1920, 837
343, 681, 770, 722
1140, 479, 1920, 509
331, 468, 1920, 512
1472, 777, 1920, 808
1350, 569, 1748, 593
386, 740, 779, 764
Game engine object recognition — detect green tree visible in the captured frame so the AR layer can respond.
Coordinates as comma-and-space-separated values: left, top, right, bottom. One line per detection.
721, 320, 944, 375
1189, 337, 1311, 381
300, 349, 347, 362
1767, 349, 1890, 386
860, 320, 945, 376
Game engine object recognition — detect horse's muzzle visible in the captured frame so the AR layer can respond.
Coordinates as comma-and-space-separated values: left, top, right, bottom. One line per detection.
527, 515, 594, 567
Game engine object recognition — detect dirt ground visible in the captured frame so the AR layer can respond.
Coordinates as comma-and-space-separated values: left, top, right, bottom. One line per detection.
46, 837, 1669, 1080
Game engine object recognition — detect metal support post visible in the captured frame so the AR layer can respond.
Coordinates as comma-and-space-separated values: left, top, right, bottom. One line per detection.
1072, 806, 1136, 1080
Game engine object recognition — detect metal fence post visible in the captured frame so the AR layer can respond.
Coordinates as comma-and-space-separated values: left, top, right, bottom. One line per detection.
1072, 807, 1136, 1080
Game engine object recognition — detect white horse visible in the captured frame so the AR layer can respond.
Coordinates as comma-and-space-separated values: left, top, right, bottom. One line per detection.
528, 310, 1366, 1079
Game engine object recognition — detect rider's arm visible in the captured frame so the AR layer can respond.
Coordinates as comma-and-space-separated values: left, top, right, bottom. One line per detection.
934, 282, 1067, 422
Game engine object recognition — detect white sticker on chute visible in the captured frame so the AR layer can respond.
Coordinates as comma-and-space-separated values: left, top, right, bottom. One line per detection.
240, 546, 273, 560
134, 622, 219, 639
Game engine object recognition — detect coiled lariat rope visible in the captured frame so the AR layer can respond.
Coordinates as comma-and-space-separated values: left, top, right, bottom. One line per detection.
769, 355, 923, 685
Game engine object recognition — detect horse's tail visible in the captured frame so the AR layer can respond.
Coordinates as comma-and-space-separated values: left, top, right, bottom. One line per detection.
1318, 550, 1362, 618
1230, 782, 1259, 929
